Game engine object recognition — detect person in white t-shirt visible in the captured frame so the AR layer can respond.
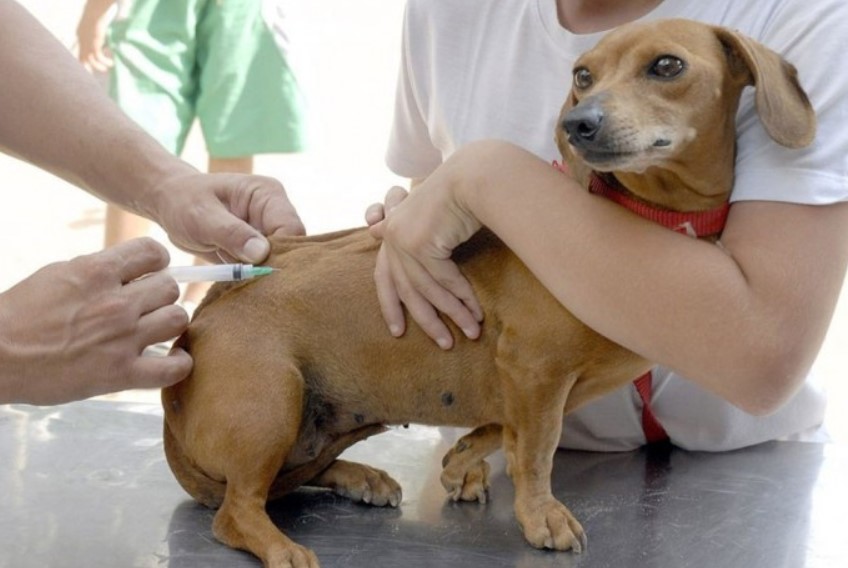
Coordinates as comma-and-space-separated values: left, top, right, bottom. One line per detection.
367, 0, 848, 451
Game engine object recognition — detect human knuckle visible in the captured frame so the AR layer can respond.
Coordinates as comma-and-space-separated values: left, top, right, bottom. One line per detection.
164, 304, 191, 329
386, 187, 409, 207
70, 253, 114, 283
163, 361, 192, 387
250, 174, 283, 191
97, 293, 134, 323
156, 274, 181, 303
394, 279, 418, 300
149, 371, 179, 389
130, 371, 167, 390
435, 272, 461, 290
135, 237, 169, 262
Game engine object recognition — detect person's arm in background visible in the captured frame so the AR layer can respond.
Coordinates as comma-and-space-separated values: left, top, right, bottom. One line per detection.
369, 0, 848, 419
76, 0, 115, 73
371, 139, 848, 416
0, 0, 304, 405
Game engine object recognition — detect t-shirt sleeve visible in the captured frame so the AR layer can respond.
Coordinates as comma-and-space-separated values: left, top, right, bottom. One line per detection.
730, 0, 848, 205
385, 1, 444, 179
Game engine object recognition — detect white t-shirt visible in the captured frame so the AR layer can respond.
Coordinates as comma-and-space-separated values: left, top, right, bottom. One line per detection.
386, 0, 848, 451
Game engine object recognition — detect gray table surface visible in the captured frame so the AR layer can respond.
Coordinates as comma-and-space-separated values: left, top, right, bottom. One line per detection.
1, 400, 847, 568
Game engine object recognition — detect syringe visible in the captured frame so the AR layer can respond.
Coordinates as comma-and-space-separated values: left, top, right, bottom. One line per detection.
163, 264, 275, 283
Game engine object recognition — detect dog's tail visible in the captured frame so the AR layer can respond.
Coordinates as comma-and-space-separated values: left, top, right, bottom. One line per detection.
162, 418, 386, 509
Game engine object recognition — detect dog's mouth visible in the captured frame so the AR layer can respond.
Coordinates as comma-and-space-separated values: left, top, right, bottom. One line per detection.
571, 138, 673, 171
577, 148, 635, 165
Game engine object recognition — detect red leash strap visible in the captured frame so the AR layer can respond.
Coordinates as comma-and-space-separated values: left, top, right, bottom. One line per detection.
554, 160, 701, 444
633, 371, 670, 444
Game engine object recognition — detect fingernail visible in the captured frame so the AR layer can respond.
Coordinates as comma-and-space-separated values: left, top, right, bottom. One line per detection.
242, 237, 269, 263
437, 337, 452, 350
389, 324, 403, 337
463, 327, 479, 340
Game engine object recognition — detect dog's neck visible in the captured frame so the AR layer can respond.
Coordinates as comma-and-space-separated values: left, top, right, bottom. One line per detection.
588, 172, 729, 238
613, 160, 734, 214
553, 161, 730, 238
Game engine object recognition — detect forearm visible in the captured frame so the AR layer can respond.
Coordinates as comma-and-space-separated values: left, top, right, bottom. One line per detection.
78, 0, 115, 24
453, 141, 848, 414
0, 0, 195, 219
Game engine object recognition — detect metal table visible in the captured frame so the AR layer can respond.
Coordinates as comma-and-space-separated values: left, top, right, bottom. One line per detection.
1, 400, 846, 567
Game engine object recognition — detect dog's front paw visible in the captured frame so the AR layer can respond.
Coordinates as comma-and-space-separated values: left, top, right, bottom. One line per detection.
516, 498, 587, 553
440, 459, 491, 503
264, 542, 320, 568
316, 460, 402, 507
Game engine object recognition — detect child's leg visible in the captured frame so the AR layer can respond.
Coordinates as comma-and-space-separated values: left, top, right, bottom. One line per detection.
208, 156, 254, 175
103, 205, 151, 248
195, 1, 306, 160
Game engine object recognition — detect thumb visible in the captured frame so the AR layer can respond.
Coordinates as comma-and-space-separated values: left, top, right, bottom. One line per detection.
212, 218, 271, 264
368, 218, 386, 240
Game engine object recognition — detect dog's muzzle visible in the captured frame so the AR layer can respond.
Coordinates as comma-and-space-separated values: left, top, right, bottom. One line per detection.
562, 98, 606, 147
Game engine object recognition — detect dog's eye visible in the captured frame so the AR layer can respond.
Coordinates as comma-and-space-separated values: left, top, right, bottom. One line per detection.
649, 56, 686, 79
573, 67, 593, 89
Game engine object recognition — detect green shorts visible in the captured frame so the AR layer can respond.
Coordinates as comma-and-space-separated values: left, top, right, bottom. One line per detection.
108, 0, 306, 157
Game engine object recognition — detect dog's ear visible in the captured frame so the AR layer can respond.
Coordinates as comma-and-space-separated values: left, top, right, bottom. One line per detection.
715, 28, 816, 148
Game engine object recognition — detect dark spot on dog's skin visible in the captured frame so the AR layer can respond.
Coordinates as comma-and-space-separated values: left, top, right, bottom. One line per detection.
304, 443, 317, 459
403, 424, 410, 429
354, 413, 365, 425
455, 440, 469, 453
311, 400, 336, 430
300, 366, 338, 431
441, 392, 455, 407
301, 387, 338, 431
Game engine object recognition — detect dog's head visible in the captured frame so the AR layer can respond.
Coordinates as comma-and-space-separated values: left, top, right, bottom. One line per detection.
555, 18, 816, 211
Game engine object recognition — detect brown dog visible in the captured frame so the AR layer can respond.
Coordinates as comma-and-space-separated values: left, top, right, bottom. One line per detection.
162, 19, 815, 568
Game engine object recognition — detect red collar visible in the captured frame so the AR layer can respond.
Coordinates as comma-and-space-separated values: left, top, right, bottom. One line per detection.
553, 161, 729, 238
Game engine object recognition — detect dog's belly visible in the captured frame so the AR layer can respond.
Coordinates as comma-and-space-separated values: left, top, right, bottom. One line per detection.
281, 334, 506, 467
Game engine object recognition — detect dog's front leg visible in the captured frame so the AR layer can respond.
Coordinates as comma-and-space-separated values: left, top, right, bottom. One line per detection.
499, 365, 586, 553
440, 423, 503, 502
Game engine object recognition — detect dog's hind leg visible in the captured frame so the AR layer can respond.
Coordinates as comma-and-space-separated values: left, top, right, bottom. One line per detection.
215, 479, 319, 568
162, 415, 226, 508
209, 363, 318, 568
308, 459, 402, 507
440, 423, 503, 503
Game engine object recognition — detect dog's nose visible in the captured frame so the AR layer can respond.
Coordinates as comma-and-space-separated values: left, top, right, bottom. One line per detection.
563, 102, 605, 144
